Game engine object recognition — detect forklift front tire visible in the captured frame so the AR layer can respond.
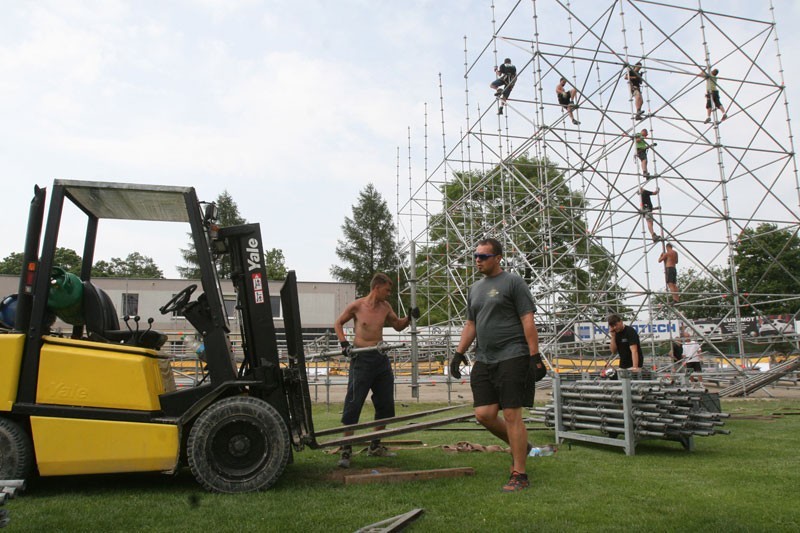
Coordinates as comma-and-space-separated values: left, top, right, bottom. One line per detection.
0, 417, 33, 481
187, 396, 290, 493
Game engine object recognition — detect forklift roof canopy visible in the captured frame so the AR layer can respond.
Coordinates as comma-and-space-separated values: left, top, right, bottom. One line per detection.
57, 179, 193, 222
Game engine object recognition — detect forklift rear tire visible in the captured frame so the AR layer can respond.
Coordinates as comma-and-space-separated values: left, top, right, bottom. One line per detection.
0, 417, 33, 480
187, 396, 290, 493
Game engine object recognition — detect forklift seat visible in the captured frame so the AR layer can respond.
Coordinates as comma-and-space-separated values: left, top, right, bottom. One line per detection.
82, 282, 168, 350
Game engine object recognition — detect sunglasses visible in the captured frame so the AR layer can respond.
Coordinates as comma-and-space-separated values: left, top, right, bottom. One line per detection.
473, 253, 497, 260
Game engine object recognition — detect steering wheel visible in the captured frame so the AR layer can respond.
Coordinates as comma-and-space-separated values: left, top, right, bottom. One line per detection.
159, 284, 197, 315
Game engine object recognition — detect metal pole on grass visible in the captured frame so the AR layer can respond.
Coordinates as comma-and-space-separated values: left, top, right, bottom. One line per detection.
410, 241, 419, 400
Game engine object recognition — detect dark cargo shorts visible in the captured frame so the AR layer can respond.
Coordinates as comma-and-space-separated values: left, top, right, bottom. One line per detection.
470, 354, 534, 409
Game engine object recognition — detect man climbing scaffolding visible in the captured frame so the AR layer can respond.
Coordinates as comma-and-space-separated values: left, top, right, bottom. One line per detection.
698, 67, 727, 124
658, 243, 680, 303
640, 186, 661, 242
556, 77, 580, 125
629, 128, 656, 178
625, 61, 645, 120
491, 58, 517, 115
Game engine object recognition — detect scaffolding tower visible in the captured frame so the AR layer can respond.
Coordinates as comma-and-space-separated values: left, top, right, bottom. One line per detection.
397, 0, 799, 368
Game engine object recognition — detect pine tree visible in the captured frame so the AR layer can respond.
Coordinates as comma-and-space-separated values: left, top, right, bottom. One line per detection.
331, 183, 401, 296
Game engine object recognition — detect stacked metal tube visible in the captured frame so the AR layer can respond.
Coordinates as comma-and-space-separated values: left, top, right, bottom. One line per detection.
530, 377, 730, 441
718, 356, 800, 397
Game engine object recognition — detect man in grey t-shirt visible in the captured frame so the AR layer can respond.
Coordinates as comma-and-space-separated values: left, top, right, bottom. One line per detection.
450, 237, 542, 492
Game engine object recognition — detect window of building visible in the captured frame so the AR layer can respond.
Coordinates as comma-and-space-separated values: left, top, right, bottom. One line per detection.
270, 295, 282, 319
224, 298, 238, 319
121, 293, 139, 317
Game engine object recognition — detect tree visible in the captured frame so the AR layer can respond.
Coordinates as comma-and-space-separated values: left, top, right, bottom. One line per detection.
416, 155, 628, 324
0, 252, 24, 275
734, 223, 800, 315
92, 252, 164, 279
0, 248, 82, 276
331, 183, 401, 297
178, 190, 247, 279
265, 248, 287, 280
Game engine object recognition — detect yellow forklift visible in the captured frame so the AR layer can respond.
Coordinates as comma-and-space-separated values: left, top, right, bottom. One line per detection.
0, 180, 468, 493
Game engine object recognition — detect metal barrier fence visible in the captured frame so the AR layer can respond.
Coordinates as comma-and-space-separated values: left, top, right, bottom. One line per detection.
160, 330, 800, 405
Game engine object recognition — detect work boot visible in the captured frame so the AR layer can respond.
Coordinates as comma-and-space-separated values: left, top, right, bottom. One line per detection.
367, 443, 397, 457
502, 471, 530, 492
652, 235, 662, 242
494, 89, 503, 97
572, 119, 580, 125
704, 118, 711, 124
337, 446, 352, 468
635, 112, 644, 121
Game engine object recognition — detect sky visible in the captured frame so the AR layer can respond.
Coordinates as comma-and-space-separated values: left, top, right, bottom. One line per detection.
1, 0, 798, 283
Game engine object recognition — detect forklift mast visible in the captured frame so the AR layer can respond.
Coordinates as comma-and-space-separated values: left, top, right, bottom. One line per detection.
216, 224, 291, 428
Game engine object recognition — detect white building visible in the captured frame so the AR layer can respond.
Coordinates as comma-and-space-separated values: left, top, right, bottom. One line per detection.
0, 275, 354, 351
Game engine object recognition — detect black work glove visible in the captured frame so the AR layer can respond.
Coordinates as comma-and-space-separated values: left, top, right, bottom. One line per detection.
449, 352, 468, 380
530, 353, 547, 382
409, 306, 421, 319
340, 340, 352, 358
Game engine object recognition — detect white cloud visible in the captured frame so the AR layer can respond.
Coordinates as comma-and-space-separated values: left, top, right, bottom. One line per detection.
0, 0, 798, 287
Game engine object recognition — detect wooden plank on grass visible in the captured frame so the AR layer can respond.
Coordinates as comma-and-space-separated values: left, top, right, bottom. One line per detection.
344, 467, 474, 485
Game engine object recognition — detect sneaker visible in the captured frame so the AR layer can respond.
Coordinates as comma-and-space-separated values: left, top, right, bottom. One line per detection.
704, 118, 711, 124
494, 90, 503, 97
367, 444, 397, 458
572, 119, 580, 125
635, 113, 644, 121
502, 471, 530, 492
337, 449, 352, 469
652, 235, 662, 242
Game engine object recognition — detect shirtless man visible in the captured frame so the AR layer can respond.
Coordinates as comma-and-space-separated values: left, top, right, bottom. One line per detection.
658, 243, 679, 302
333, 272, 420, 468
556, 77, 580, 125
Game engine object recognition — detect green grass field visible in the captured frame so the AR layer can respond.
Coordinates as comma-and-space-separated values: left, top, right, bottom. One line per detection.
7, 399, 799, 532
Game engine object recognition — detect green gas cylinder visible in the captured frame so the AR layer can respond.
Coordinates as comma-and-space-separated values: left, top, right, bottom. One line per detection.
48, 267, 85, 326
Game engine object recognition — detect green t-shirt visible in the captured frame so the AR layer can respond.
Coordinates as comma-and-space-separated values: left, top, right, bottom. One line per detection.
706, 74, 717, 92
635, 133, 647, 151
466, 270, 536, 363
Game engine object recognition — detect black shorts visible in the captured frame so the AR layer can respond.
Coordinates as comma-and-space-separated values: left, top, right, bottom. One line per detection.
341, 350, 395, 425
706, 90, 722, 109
470, 355, 534, 409
557, 93, 571, 107
686, 361, 702, 372
637, 149, 648, 161
501, 79, 517, 99
666, 266, 677, 284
